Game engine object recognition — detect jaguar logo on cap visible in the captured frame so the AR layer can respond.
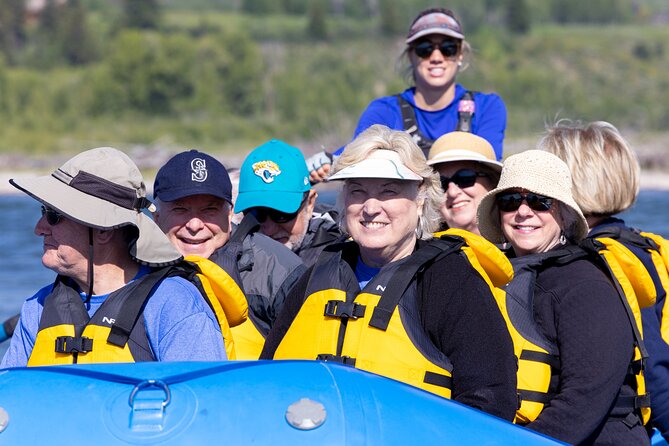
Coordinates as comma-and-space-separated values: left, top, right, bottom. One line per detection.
252, 160, 281, 184
191, 158, 208, 182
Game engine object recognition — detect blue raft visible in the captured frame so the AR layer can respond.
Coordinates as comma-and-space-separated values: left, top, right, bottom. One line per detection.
0, 360, 564, 445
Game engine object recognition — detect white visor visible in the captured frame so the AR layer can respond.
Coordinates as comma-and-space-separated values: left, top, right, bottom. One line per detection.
327, 149, 423, 182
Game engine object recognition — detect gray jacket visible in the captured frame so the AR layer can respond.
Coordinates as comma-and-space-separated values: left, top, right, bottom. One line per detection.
209, 214, 306, 336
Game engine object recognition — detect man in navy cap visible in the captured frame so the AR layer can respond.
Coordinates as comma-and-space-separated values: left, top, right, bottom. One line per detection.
152, 150, 306, 359
235, 140, 341, 267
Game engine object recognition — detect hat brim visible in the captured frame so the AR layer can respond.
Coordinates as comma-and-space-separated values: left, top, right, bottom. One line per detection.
154, 184, 232, 204
235, 189, 305, 214
427, 151, 503, 172
10, 175, 181, 266
328, 158, 422, 182
406, 28, 464, 43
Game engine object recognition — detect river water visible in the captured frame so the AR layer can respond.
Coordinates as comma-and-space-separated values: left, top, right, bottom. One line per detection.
1, 190, 669, 357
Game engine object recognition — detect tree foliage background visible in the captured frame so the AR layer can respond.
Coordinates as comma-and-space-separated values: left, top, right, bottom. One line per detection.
0, 0, 667, 158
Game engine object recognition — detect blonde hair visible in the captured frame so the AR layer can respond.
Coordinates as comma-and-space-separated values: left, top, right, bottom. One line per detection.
538, 120, 639, 216
333, 124, 443, 239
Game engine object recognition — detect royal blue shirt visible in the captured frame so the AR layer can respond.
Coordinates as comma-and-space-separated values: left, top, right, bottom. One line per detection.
336, 84, 506, 160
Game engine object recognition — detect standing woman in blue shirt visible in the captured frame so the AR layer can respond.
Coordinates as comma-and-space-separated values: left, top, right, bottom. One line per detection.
308, 8, 507, 183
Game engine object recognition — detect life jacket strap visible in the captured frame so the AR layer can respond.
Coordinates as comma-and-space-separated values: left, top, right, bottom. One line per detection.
423, 371, 452, 390
316, 354, 357, 366
369, 238, 464, 331
518, 389, 554, 405
615, 393, 651, 411
628, 357, 646, 375
519, 350, 561, 373
324, 301, 366, 320
55, 336, 93, 354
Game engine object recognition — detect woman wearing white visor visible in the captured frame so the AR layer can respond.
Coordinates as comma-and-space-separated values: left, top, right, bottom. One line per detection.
262, 125, 517, 421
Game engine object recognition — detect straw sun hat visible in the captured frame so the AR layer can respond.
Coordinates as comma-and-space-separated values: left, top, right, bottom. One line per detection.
477, 150, 588, 244
427, 131, 502, 172
10, 147, 182, 266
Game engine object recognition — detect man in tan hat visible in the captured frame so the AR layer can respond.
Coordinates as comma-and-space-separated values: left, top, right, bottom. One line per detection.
1, 147, 227, 367
427, 131, 502, 235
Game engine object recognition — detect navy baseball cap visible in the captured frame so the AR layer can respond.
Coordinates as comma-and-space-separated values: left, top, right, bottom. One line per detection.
235, 139, 310, 214
153, 150, 233, 203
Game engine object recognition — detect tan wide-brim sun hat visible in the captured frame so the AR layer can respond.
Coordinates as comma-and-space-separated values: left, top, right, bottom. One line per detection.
10, 147, 182, 267
427, 131, 502, 172
477, 150, 589, 244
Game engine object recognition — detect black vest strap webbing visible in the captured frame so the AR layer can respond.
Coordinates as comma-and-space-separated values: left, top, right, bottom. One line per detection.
369, 237, 465, 331
107, 266, 188, 347
397, 95, 433, 156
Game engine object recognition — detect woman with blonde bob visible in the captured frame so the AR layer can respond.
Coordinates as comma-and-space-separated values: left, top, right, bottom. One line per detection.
477, 150, 649, 445
262, 125, 518, 421
539, 120, 668, 443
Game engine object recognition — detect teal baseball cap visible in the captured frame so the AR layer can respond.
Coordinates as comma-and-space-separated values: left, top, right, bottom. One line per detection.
236, 139, 311, 214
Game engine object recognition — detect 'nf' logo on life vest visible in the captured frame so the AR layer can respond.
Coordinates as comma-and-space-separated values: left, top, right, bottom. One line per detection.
191, 158, 208, 182
102, 317, 116, 325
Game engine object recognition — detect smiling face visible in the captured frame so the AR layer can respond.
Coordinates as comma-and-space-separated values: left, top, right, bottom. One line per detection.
34, 211, 91, 285
154, 194, 232, 258
500, 188, 563, 256
435, 161, 495, 235
343, 178, 421, 267
258, 190, 316, 251
409, 35, 462, 93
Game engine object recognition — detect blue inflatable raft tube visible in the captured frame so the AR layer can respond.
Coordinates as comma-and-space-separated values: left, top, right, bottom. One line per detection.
0, 360, 565, 445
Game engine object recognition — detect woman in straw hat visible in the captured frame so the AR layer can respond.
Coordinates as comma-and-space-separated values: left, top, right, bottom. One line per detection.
539, 120, 668, 442
262, 125, 518, 421
427, 131, 502, 235
307, 7, 506, 183
477, 150, 649, 445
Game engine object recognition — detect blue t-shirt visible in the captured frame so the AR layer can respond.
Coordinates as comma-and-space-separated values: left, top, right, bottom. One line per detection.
355, 256, 381, 289
1, 266, 227, 368
336, 84, 506, 160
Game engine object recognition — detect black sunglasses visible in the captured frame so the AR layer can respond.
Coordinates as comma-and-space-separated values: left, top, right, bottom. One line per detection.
245, 193, 308, 224
41, 205, 64, 225
440, 169, 489, 190
495, 192, 554, 213
413, 40, 460, 59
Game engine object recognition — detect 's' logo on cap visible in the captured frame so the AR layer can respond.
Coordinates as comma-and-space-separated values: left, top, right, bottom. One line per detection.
191, 158, 208, 182
252, 160, 281, 184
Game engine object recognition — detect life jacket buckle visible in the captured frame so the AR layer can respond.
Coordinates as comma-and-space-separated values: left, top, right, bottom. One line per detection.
54, 336, 93, 354
323, 300, 366, 320
316, 354, 357, 366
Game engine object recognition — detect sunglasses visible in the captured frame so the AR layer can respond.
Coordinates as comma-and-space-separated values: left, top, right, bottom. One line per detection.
495, 192, 554, 213
413, 40, 460, 59
245, 193, 308, 224
440, 169, 489, 190
41, 205, 64, 225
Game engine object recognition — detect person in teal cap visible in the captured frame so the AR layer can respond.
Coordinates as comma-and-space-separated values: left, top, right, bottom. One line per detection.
236, 139, 341, 267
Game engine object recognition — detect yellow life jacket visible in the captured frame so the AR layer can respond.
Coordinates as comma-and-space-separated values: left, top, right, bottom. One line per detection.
434, 228, 514, 288
184, 256, 247, 359
497, 241, 652, 425
274, 234, 508, 399
638, 232, 669, 344
28, 260, 247, 366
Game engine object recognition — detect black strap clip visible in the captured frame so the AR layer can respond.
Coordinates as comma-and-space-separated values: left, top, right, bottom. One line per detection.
628, 358, 646, 375
323, 300, 366, 320
55, 336, 93, 354
317, 354, 357, 366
